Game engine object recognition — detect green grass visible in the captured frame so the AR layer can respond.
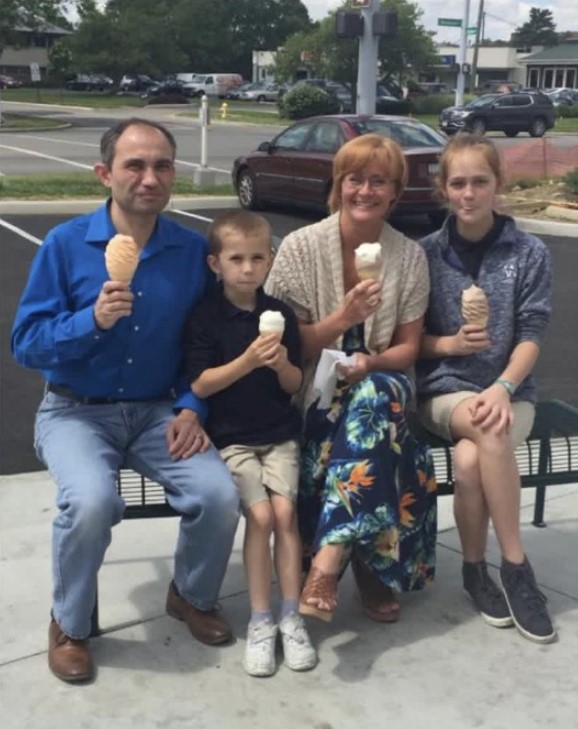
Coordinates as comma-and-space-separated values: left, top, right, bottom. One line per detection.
0, 113, 65, 129
1, 87, 146, 108
0, 172, 234, 199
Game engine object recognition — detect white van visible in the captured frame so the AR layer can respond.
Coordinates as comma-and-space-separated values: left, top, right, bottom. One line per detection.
183, 73, 243, 98
175, 73, 198, 85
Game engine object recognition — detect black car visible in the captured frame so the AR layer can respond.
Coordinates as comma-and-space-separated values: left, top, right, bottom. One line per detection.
141, 79, 188, 99
65, 74, 113, 92
440, 91, 556, 137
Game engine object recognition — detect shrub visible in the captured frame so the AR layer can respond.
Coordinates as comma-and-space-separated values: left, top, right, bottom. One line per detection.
555, 104, 578, 118
376, 96, 413, 115
563, 167, 578, 194
280, 84, 340, 119
410, 93, 476, 115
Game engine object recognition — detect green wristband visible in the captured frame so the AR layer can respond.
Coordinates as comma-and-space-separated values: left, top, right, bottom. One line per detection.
495, 378, 516, 397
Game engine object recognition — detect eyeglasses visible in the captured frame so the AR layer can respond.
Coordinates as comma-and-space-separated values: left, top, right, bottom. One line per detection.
343, 174, 394, 191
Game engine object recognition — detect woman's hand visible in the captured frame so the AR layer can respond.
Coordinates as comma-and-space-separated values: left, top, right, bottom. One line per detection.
449, 324, 491, 356
468, 383, 513, 435
341, 280, 382, 328
336, 352, 371, 384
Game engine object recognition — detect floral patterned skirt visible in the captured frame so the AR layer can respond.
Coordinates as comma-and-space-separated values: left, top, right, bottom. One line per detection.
299, 371, 437, 592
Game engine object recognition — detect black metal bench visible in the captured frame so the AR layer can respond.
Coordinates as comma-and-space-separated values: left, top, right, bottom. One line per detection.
90, 399, 578, 636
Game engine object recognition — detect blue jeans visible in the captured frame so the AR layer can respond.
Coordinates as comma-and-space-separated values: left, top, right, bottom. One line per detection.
35, 392, 240, 639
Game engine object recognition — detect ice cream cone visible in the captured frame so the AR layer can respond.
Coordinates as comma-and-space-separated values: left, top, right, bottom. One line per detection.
259, 310, 285, 337
355, 242, 382, 281
461, 284, 489, 328
105, 234, 140, 283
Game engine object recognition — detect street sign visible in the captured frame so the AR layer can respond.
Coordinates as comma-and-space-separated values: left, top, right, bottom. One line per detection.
439, 54, 457, 66
467, 26, 477, 35
438, 18, 462, 27
29, 62, 41, 82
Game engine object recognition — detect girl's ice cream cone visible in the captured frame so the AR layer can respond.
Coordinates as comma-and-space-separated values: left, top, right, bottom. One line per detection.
355, 242, 382, 281
105, 234, 140, 283
461, 284, 489, 328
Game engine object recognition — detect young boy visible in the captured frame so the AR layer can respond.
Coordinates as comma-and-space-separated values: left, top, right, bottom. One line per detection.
183, 210, 317, 677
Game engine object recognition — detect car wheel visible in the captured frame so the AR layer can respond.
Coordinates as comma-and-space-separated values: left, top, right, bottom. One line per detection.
469, 117, 486, 135
529, 117, 546, 138
237, 169, 260, 210
504, 130, 519, 137
257, 95, 265, 103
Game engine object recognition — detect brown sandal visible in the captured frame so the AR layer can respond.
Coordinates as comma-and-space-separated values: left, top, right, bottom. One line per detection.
351, 552, 400, 623
299, 567, 338, 622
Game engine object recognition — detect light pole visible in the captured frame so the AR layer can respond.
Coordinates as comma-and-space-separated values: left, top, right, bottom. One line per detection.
455, 0, 471, 106
356, 0, 380, 115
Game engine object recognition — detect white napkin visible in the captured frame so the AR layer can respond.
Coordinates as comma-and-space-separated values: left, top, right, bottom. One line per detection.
313, 349, 357, 409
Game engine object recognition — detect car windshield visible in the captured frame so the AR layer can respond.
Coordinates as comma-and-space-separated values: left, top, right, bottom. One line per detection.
351, 119, 446, 148
465, 94, 499, 108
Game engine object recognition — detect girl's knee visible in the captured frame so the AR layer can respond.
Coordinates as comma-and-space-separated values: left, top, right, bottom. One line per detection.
453, 439, 480, 485
246, 501, 275, 534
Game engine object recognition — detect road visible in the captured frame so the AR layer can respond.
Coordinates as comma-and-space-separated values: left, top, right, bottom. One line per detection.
2, 101, 577, 178
1, 207, 576, 475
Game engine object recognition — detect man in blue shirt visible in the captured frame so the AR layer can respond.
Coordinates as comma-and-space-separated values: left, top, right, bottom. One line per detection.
11, 118, 240, 683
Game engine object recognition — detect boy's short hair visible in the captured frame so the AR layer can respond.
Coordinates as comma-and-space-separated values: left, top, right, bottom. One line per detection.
208, 210, 272, 255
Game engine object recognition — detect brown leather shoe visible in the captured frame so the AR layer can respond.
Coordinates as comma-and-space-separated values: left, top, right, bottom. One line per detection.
48, 619, 94, 682
166, 581, 232, 645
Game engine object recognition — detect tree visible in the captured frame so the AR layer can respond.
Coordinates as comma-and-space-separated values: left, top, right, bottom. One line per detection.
274, 0, 437, 88
0, 1, 70, 57
511, 7, 559, 48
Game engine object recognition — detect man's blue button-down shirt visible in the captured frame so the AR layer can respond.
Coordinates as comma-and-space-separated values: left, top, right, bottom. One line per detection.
12, 202, 209, 416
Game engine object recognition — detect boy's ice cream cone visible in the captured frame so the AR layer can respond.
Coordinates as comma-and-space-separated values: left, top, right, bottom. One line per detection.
355, 242, 382, 281
259, 310, 285, 337
105, 234, 140, 283
461, 284, 489, 328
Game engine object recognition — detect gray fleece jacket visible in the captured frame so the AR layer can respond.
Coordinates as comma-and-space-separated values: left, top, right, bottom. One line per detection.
416, 215, 552, 404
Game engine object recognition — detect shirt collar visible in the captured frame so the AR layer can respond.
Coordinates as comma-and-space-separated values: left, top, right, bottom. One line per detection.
216, 283, 268, 320
84, 198, 185, 257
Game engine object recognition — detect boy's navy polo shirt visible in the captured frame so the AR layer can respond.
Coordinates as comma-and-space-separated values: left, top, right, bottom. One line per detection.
183, 285, 302, 449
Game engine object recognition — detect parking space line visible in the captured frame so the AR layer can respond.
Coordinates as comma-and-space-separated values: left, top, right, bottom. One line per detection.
172, 209, 214, 223
0, 218, 42, 246
0, 144, 93, 170
11, 134, 100, 149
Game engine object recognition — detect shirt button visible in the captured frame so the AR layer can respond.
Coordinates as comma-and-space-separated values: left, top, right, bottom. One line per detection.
94, 335, 100, 340
134, 325, 140, 331
137, 291, 143, 297
118, 387, 124, 393
127, 358, 133, 364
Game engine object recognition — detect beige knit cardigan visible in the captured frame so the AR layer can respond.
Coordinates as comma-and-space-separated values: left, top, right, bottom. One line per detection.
265, 213, 430, 413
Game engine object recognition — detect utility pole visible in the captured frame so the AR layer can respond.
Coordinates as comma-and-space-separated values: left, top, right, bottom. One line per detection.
455, 0, 471, 106
356, 0, 380, 115
471, 0, 485, 92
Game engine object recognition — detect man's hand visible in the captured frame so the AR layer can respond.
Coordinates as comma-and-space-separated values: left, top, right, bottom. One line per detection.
469, 384, 513, 435
94, 281, 134, 330
242, 333, 282, 370
336, 352, 371, 385
449, 324, 491, 356
166, 410, 211, 460
341, 279, 382, 328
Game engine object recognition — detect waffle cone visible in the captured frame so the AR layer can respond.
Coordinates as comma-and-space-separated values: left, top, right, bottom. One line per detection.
461, 284, 489, 328
105, 234, 140, 283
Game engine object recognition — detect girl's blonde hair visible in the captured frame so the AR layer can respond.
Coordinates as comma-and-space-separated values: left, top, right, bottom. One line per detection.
435, 132, 505, 202
328, 133, 408, 213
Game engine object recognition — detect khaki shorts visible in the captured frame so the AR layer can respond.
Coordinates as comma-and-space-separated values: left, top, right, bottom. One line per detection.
418, 392, 535, 448
220, 439, 300, 511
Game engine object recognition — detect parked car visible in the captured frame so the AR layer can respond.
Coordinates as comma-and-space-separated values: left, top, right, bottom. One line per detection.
232, 114, 446, 221
141, 79, 188, 99
119, 74, 156, 92
182, 73, 243, 98
239, 82, 283, 102
439, 91, 556, 137
407, 82, 449, 98
65, 74, 113, 92
226, 82, 254, 100
0, 74, 23, 89
544, 88, 578, 106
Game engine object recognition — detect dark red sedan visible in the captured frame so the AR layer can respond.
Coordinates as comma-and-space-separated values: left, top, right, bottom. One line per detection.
232, 115, 447, 222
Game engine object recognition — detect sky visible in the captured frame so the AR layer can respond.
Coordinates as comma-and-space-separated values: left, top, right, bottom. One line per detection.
304, 1, 576, 43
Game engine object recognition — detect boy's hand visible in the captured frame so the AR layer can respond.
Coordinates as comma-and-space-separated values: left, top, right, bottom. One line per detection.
265, 343, 289, 372
243, 333, 281, 370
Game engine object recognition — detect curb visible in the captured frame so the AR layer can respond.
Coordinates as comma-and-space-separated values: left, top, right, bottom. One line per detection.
0, 123, 72, 133
0, 197, 576, 237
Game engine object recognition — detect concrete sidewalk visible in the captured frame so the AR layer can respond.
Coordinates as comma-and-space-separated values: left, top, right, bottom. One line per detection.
1, 471, 577, 729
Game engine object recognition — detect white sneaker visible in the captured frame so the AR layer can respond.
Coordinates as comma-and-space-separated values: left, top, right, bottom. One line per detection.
279, 613, 317, 671
243, 621, 278, 677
